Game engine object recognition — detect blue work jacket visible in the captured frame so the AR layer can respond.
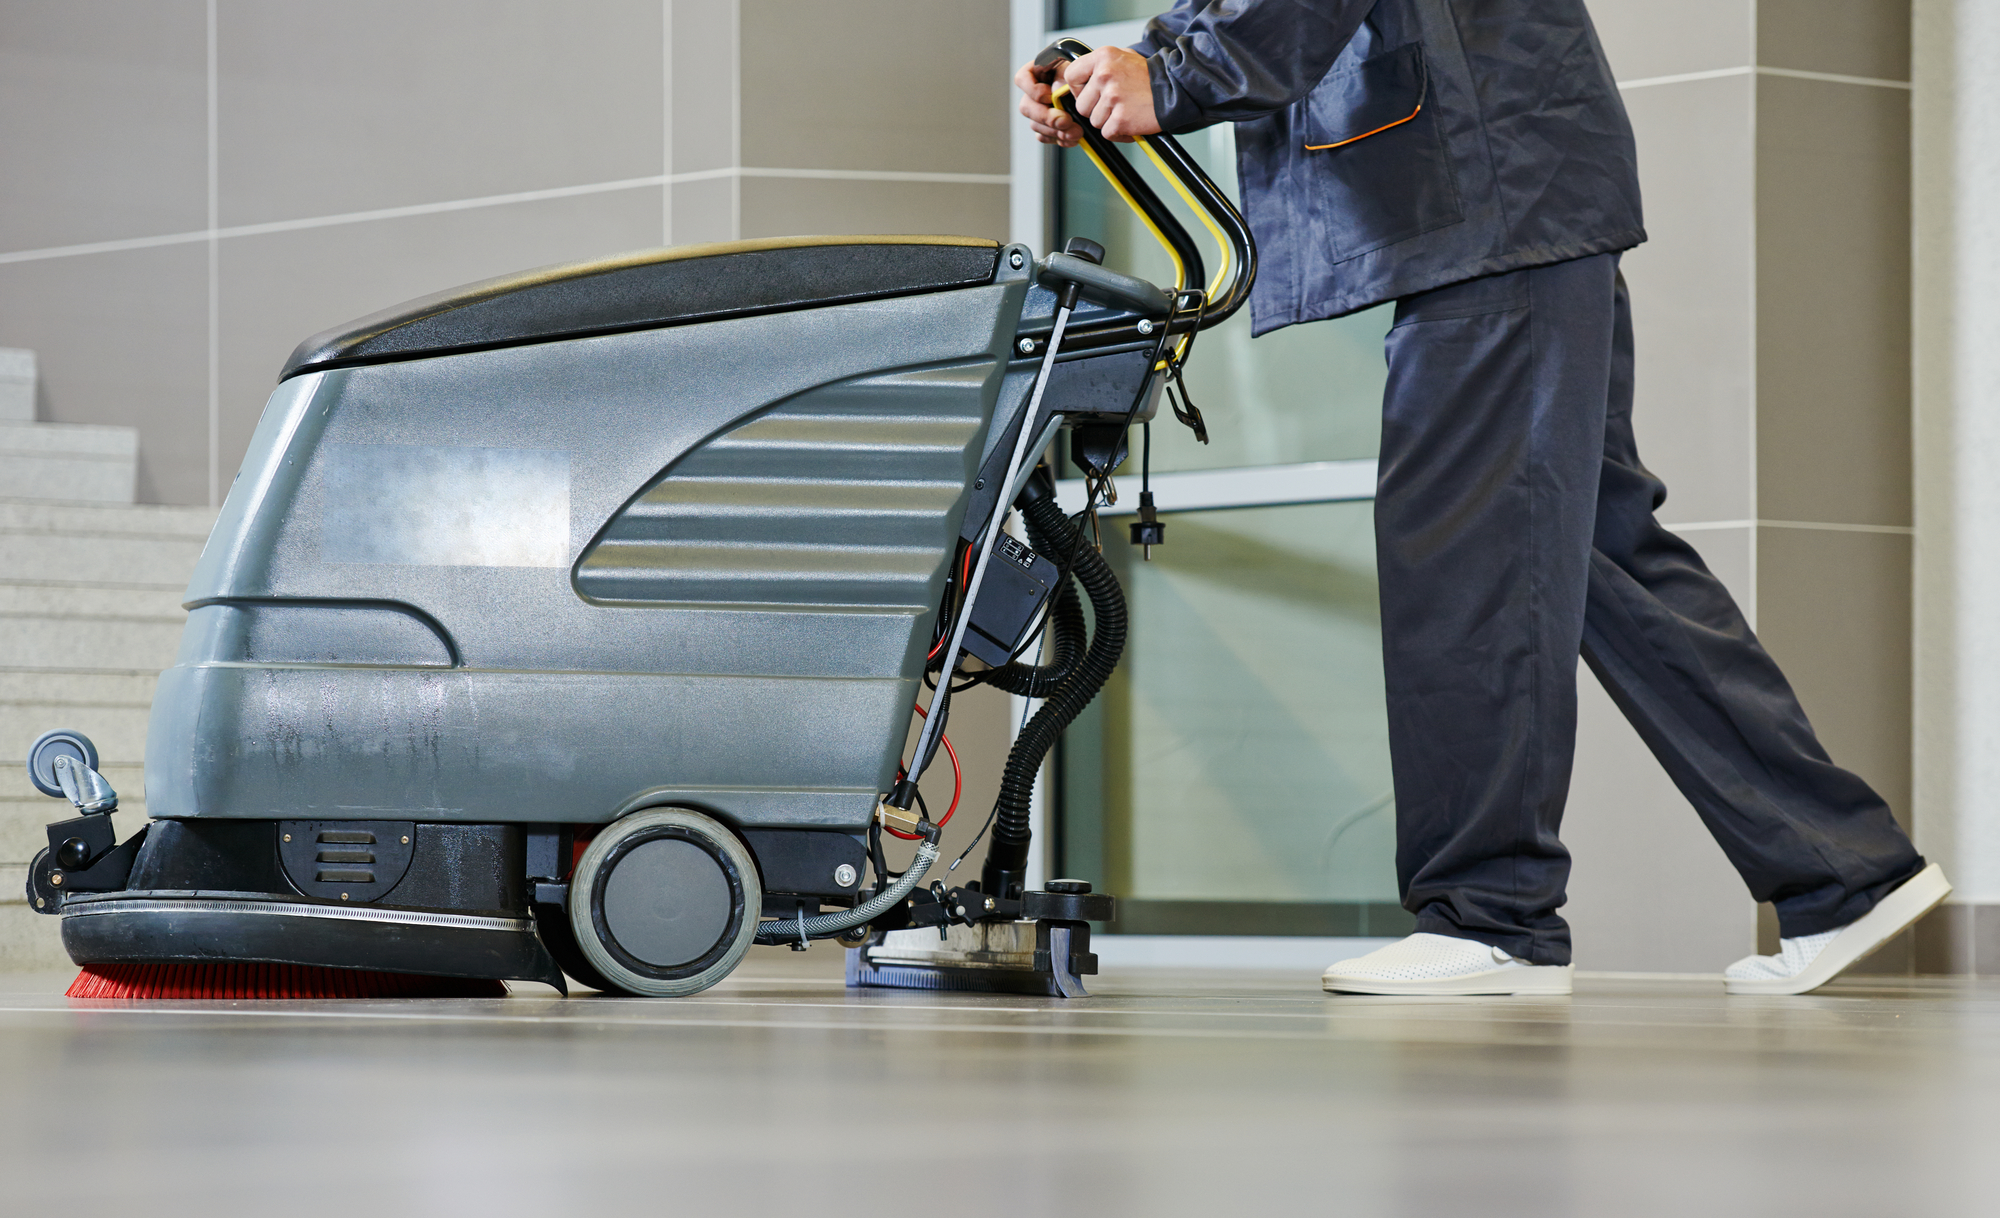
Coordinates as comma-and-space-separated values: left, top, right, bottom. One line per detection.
1137, 0, 1645, 334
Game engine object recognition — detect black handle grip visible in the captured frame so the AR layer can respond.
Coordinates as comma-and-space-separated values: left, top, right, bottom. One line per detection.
1033, 38, 1258, 331
1038, 251, 1174, 317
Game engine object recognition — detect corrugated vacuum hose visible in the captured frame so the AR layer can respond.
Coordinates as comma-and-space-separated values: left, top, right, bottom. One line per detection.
978, 471, 1127, 901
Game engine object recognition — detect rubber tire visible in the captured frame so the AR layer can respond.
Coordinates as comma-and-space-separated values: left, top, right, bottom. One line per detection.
569, 808, 760, 997
27, 729, 98, 798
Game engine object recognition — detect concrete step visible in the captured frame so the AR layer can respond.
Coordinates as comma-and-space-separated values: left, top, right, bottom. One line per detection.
0, 613, 185, 672
0, 531, 209, 589
0, 498, 217, 538
0, 499, 214, 591
0, 421, 139, 504
0, 896, 74, 972
0, 703, 154, 769
0, 583, 188, 619
0, 348, 32, 424
0, 669, 163, 705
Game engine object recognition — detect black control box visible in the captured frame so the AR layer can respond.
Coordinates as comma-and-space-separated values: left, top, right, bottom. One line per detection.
963, 534, 1060, 667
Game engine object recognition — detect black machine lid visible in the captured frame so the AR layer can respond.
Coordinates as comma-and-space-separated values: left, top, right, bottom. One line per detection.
280, 235, 1003, 381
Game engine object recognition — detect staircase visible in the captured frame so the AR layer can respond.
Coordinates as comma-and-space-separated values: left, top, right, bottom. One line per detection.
0, 349, 216, 969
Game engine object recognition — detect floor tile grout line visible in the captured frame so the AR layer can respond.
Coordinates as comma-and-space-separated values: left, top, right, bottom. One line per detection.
0, 1006, 1346, 1042
0, 1003, 1974, 1051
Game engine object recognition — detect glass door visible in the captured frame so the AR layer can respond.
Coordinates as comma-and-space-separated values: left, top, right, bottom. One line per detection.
1031, 11, 1410, 937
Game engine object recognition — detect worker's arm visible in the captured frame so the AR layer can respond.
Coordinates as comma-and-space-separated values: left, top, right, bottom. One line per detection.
1132, 0, 1203, 54
1016, 0, 1376, 145
1145, 0, 1378, 130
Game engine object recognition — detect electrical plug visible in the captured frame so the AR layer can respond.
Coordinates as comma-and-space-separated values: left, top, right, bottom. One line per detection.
1129, 490, 1164, 559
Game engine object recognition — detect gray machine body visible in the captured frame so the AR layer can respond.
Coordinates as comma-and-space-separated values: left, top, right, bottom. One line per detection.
147, 256, 1043, 837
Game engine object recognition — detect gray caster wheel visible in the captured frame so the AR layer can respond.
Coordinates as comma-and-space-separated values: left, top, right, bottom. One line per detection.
27, 730, 98, 798
569, 807, 761, 997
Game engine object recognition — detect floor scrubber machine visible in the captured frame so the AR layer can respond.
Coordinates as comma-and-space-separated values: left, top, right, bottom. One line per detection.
25, 41, 1254, 999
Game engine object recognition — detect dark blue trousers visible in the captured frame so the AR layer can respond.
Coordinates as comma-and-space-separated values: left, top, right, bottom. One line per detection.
1375, 252, 1922, 966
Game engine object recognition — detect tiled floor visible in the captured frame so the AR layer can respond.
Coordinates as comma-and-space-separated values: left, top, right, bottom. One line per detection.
0, 953, 1992, 1216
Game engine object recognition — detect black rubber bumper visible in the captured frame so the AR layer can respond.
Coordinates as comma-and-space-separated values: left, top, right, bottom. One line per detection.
59, 890, 567, 991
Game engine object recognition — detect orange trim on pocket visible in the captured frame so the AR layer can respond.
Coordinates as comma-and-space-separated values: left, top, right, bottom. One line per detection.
1303, 103, 1423, 151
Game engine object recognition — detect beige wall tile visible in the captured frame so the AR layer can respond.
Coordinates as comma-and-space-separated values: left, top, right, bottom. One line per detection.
0, 0, 208, 254
1757, 77, 1911, 527
1759, 0, 1911, 82
217, 0, 664, 226
1619, 76, 1755, 525
671, 176, 737, 245
739, 0, 1010, 175
216, 189, 664, 490
739, 177, 1008, 242
672, 0, 738, 175
1565, 526, 1759, 971
1587, 0, 1751, 83
0, 245, 209, 505
1757, 526, 1912, 827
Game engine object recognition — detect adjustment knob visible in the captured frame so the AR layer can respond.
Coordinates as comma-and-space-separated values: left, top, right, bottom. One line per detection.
1063, 237, 1105, 266
1045, 879, 1092, 894
56, 837, 93, 870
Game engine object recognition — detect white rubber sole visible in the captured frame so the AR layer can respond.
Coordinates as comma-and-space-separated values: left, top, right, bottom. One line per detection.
1725, 862, 1952, 995
1322, 964, 1573, 996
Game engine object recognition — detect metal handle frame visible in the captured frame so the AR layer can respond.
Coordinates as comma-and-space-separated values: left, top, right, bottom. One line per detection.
1031, 38, 1258, 340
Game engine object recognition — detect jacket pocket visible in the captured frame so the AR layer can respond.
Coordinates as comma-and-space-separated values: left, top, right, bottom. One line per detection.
1302, 42, 1464, 262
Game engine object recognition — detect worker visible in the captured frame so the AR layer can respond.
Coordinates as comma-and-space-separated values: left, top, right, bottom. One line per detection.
1017, 0, 1948, 996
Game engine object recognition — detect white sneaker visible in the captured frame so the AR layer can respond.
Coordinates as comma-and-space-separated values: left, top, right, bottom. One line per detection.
1724, 862, 1952, 995
1322, 932, 1573, 996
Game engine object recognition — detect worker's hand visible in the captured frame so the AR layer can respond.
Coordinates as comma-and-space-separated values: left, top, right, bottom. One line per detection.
1015, 45, 1160, 146
1015, 59, 1081, 146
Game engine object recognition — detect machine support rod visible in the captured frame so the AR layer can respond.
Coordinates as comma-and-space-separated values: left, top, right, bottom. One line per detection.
893, 302, 1074, 808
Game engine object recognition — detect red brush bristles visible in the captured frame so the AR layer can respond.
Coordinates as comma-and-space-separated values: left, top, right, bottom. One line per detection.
67, 962, 508, 1000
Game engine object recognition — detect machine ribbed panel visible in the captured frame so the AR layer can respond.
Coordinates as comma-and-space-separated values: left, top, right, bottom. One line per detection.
575, 362, 991, 607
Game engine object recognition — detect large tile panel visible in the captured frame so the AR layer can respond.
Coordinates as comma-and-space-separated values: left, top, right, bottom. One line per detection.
1618, 76, 1755, 525
0, 0, 208, 254
1757, 76, 1911, 527
1757, 526, 1912, 827
0, 245, 209, 505
739, 0, 1010, 175
216, 188, 664, 484
1567, 670, 1760, 970
1759, 0, 1911, 82
216, 0, 664, 226
1587, 0, 1751, 84
1565, 526, 1758, 971
671, 177, 737, 245
671, 0, 738, 176
738, 177, 1008, 243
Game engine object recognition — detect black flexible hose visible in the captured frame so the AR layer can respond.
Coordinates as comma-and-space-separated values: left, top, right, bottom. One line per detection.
980, 476, 1126, 898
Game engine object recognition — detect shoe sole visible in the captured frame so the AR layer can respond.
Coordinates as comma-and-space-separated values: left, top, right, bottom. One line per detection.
1322, 964, 1573, 996
1725, 863, 1952, 996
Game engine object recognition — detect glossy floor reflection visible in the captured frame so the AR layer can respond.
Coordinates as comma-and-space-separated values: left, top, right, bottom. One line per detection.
0, 953, 1991, 1216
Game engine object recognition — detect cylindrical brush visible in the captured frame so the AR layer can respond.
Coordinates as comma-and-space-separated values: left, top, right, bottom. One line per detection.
67, 962, 508, 999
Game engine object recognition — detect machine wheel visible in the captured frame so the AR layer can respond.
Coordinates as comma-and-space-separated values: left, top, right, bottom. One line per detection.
27, 730, 98, 798
568, 808, 760, 997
